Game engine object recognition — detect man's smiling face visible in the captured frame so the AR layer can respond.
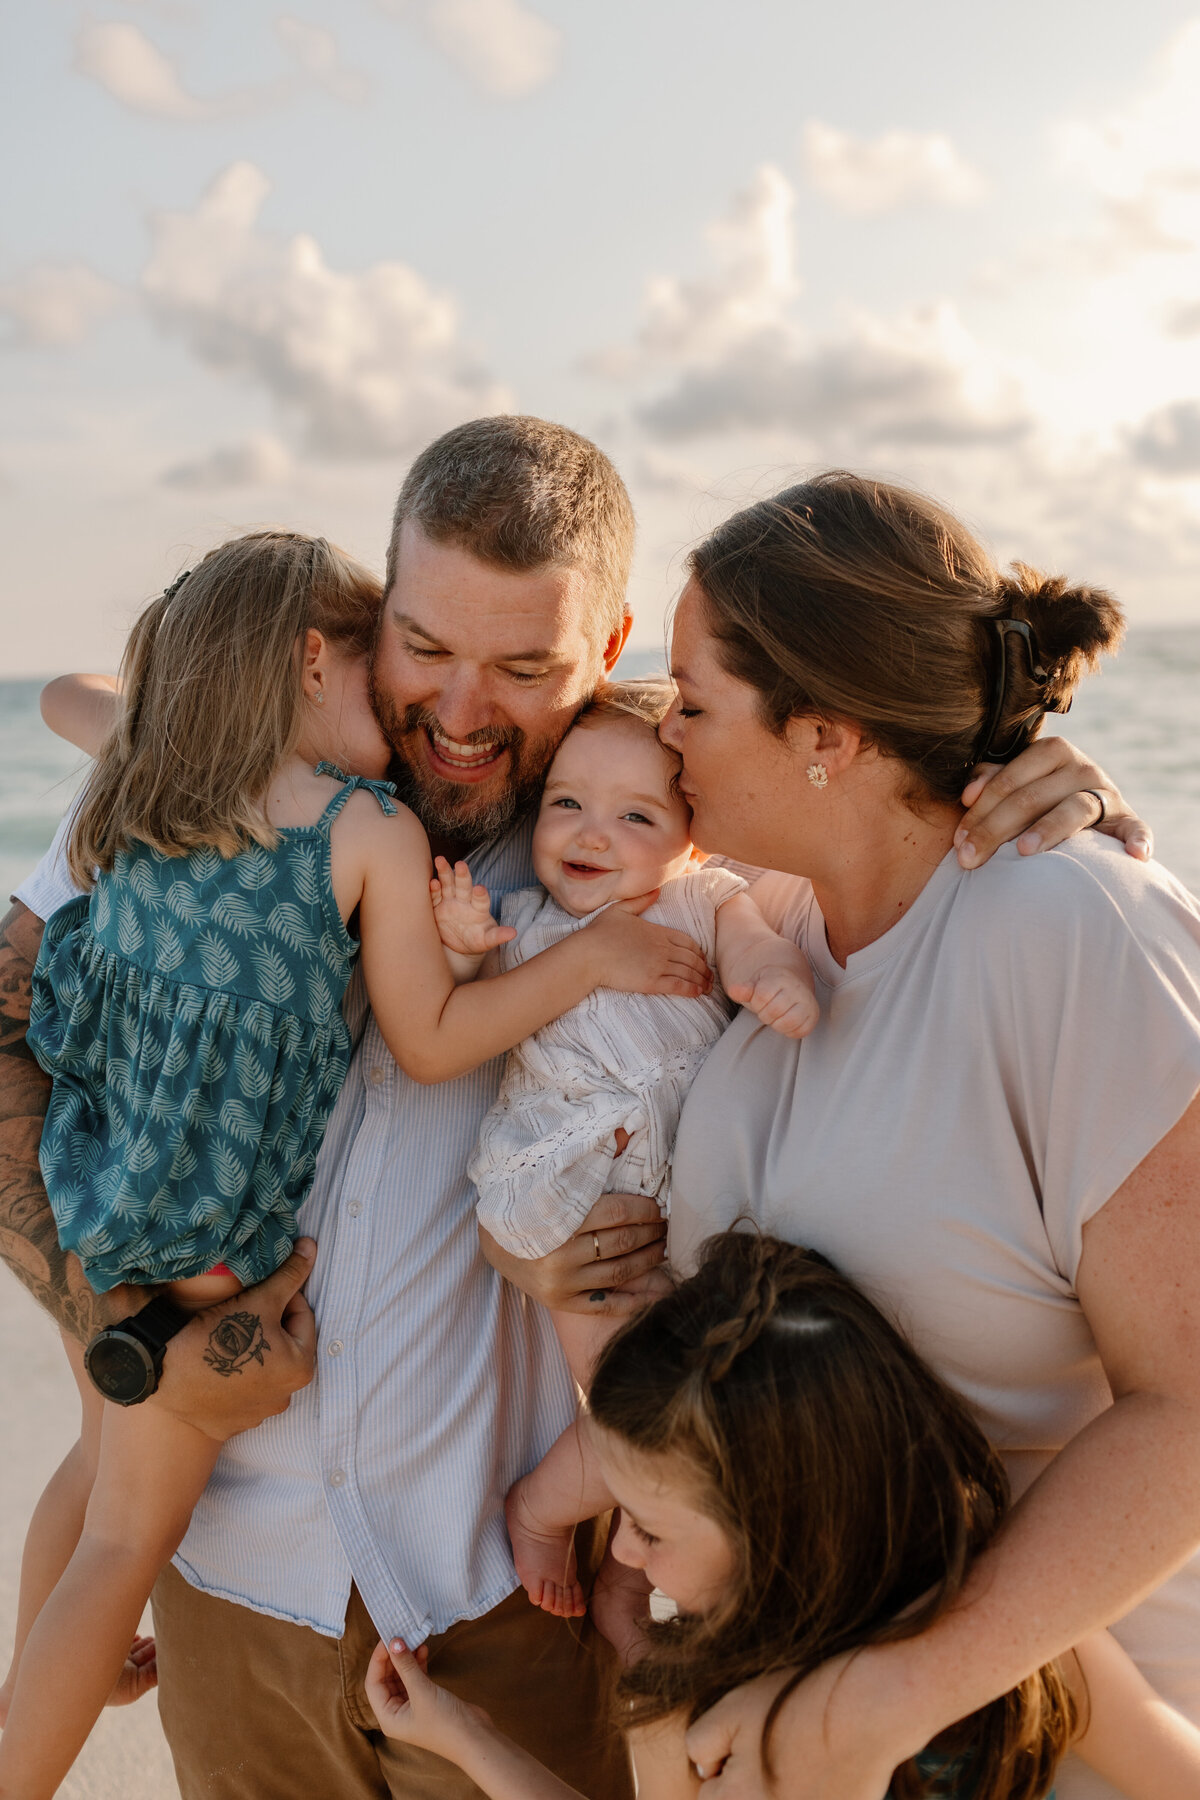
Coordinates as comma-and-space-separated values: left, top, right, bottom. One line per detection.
370, 520, 627, 846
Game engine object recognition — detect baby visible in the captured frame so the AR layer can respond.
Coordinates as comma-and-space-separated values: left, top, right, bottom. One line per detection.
432, 679, 818, 1615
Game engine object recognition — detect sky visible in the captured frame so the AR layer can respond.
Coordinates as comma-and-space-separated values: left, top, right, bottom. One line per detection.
5, 0, 1200, 673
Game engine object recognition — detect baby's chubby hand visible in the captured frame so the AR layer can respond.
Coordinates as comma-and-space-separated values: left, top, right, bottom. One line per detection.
430, 857, 517, 959
725, 954, 820, 1040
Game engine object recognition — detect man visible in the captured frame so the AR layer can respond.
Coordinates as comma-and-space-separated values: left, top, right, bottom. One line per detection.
0, 415, 1149, 1798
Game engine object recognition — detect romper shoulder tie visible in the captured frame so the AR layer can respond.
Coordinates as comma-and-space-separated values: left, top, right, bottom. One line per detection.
314, 762, 398, 823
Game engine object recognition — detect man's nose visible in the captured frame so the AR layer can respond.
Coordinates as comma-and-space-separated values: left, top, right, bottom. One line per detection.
430, 666, 497, 741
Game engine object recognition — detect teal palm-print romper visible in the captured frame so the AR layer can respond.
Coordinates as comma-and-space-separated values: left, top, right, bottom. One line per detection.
27, 766, 396, 1294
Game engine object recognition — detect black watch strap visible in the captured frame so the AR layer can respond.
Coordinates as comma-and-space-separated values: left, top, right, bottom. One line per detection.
126, 1294, 192, 1354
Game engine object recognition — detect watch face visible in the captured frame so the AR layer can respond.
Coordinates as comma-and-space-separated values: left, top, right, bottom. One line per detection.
85, 1331, 155, 1403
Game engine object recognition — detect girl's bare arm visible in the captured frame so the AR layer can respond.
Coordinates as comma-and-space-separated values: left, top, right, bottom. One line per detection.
713, 892, 819, 1040
351, 803, 712, 1086
1068, 1630, 1200, 1799
39, 674, 119, 756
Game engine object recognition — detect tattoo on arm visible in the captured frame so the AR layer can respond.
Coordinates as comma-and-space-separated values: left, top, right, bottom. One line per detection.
0, 901, 152, 1342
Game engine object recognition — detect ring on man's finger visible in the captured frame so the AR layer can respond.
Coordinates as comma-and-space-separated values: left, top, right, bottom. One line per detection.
1082, 788, 1108, 827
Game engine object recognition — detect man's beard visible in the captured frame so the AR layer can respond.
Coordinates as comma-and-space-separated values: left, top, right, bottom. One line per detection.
370, 685, 559, 846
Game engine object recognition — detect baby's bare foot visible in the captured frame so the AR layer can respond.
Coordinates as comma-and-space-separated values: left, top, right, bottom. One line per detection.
505, 1482, 586, 1619
108, 1634, 158, 1706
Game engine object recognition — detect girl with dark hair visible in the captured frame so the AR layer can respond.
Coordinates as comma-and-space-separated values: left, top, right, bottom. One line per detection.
364, 1232, 1200, 1799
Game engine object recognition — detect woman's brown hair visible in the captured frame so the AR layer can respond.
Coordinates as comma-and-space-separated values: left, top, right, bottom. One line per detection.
68, 531, 382, 887
589, 1231, 1075, 1800
688, 472, 1124, 804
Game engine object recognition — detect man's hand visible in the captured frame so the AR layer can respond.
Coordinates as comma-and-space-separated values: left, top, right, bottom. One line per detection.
956, 737, 1153, 869
152, 1240, 318, 1442
478, 1194, 667, 1316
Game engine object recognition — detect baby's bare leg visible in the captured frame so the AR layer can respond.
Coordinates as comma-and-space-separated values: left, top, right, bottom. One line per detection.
0, 1383, 221, 1798
505, 1310, 623, 1621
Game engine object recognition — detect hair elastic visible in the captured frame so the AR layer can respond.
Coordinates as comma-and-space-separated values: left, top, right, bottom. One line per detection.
973, 617, 1070, 765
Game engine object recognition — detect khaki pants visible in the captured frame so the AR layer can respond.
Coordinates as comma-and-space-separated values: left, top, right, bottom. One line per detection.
152, 1552, 634, 1800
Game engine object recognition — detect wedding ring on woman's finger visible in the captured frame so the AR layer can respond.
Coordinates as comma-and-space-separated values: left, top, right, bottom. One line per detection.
1082, 787, 1108, 826
592, 1232, 602, 1262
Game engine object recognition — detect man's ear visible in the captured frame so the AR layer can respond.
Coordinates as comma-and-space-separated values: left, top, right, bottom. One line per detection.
602, 613, 635, 674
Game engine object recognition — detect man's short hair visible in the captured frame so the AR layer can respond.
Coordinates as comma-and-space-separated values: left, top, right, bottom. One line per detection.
387, 416, 635, 642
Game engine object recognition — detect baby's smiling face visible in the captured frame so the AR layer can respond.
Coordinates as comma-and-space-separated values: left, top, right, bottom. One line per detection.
532, 714, 695, 918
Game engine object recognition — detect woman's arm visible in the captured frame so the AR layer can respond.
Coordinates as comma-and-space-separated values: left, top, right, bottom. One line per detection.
1069, 1630, 1200, 1799
354, 804, 712, 1085
40, 674, 118, 756
685, 1089, 1200, 1798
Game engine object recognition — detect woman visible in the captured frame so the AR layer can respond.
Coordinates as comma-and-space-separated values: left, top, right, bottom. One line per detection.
488, 472, 1200, 1800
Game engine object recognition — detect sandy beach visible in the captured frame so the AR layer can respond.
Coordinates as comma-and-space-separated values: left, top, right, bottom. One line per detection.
0, 1264, 179, 1800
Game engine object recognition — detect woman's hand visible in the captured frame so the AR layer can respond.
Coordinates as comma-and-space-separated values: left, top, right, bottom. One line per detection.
366, 1638, 491, 1761
684, 1656, 919, 1800
956, 738, 1152, 868
479, 1193, 668, 1316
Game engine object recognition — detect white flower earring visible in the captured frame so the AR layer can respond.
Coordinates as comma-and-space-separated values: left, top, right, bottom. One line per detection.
313, 687, 325, 706
806, 762, 828, 788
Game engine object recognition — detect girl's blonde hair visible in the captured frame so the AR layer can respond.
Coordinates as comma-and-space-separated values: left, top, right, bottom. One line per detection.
590, 1231, 1076, 1800
68, 531, 382, 887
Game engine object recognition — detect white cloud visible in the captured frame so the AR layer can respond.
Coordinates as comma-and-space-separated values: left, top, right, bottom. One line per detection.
274, 17, 369, 105
73, 20, 219, 120
0, 261, 123, 346
374, 0, 561, 98
141, 162, 510, 457
598, 166, 1026, 451
162, 433, 295, 489
802, 121, 985, 216
1128, 399, 1200, 474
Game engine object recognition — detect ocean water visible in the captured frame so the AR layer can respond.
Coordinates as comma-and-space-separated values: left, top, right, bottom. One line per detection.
2, 628, 1199, 903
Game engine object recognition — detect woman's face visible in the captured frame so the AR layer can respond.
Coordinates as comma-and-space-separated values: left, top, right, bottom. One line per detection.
594, 1426, 736, 1616
661, 581, 808, 869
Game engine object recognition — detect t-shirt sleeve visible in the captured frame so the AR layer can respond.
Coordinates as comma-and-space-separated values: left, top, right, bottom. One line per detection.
13, 805, 87, 921
989, 846, 1200, 1284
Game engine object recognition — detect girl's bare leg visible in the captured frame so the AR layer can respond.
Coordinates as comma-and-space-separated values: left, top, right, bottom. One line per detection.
0, 1391, 220, 1799
0, 1336, 107, 1725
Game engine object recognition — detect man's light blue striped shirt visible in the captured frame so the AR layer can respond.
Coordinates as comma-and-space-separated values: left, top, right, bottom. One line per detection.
19, 809, 578, 1644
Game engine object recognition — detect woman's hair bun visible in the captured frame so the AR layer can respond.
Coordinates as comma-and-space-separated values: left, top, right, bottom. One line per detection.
996, 563, 1125, 708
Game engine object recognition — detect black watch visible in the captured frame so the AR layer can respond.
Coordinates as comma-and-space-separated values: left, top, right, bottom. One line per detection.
84, 1295, 193, 1405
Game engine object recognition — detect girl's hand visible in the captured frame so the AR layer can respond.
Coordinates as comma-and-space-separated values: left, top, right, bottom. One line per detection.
430, 857, 517, 957
581, 897, 713, 998
365, 1638, 493, 1761
684, 1655, 919, 1800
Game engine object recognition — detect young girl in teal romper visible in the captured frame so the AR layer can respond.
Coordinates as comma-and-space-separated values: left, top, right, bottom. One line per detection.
0, 530, 708, 1800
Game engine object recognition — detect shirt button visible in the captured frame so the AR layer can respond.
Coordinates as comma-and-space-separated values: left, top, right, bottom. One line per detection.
369, 1066, 385, 1084
328, 1468, 346, 1488
346, 1200, 362, 1218
327, 1339, 344, 1357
